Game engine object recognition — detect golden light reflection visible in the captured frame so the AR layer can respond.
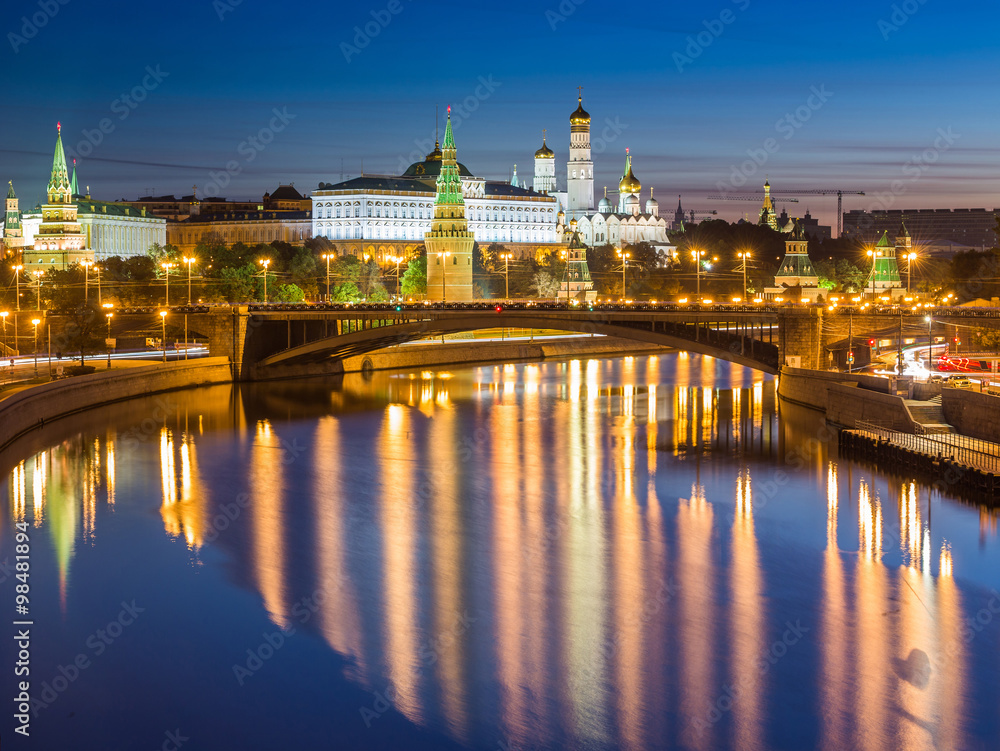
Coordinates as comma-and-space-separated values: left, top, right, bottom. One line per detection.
314, 417, 367, 686
378, 404, 423, 724
159, 429, 207, 550
105, 438, 116, 507
678, 482, 715, 751
821, 462, 849, 751
250, 420, 289, 629
730, 469, 764, 751
32, 452, 45, 526
12, 461, 26, 523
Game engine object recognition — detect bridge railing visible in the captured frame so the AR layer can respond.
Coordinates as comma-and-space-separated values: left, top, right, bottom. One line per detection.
854, 419, 1000, 473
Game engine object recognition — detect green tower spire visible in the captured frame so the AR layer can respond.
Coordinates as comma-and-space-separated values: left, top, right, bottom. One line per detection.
70, 158, 79, 197
4, 181, 22, 237
434, 108, 465, 210
48, 122, 71, 201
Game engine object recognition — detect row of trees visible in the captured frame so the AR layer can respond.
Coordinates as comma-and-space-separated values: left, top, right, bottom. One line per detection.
2, 217, 999, 310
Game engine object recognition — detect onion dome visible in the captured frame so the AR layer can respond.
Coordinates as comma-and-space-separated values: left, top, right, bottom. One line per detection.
535, 134, 554, 159
570, 95, 590, 125
598, 186, 611, 214
625, 194, 640, 213
645, 187, 658, 215
618, 153, 641, 195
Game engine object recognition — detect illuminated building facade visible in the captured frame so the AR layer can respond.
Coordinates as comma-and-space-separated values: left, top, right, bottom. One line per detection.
425, 110, 473, 302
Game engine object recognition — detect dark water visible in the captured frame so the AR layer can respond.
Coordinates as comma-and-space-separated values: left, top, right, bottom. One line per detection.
2, 354, 999, 750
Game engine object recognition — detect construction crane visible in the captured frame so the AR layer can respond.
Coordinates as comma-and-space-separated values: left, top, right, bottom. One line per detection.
707, 190, 865, 236
687, 209, 718, 222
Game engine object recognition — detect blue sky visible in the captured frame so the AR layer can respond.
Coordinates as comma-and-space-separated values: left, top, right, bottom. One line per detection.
1, 0, 997, 229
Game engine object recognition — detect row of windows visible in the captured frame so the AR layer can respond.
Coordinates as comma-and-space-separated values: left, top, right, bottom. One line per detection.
314, 201, 556, 223
318, 225, 554, 243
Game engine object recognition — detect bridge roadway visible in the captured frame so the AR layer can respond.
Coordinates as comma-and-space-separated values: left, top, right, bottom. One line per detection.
43, 302, 1000, 380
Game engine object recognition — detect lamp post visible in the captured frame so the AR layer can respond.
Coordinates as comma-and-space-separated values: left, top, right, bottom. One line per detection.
33, 271, 42, 310
559, 250, 569, 302
690, 249, 705, 298
925, 315, 933, 373
160, 262, 174, 306
437, 252, 451, 302
184, 257, 196, 305
906, 252, 916, 295
159, 310, 167, 363
95, 264, 102, 306
321, 253, 333, 301
866, 249, 876, 303
1, 311, 7, 356
500, 252, 513, 300
259, 259, 271, 301
616, 248, 631, 302
390, 255, 403, 299
82, 260, 93, 305
103, 303, 114, 369
737, 251, 751, 301
31, 318, 40, 376
12, 264, 22, 311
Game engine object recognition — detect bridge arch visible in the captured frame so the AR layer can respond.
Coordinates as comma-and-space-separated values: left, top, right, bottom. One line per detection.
255, 312, 779, 374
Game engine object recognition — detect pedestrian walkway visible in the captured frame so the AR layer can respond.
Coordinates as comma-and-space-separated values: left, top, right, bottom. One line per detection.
854, 421, 1000, 473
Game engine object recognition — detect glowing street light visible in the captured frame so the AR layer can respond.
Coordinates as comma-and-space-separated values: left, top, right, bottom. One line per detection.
616, 247, 631, 302
183, 257, 196, 305
104, 303, 114, 369
0, 311, 7, 355
737, 251, 751, 301
437, 252, 451, 302
321, 253, 334, 301
12, 264, 22, 311
906, 252, 917, 295
690, 249, 705, 297
160, 262, 175, 306
500, 252, 513, 300
387, 255, 404, 299
31, 318, 40, 376
259, 259, 271, 301
159, 310, 168, 363
82, 260, 94, 305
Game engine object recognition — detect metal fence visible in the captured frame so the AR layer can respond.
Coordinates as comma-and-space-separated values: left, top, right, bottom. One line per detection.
854, 420, 1000, 473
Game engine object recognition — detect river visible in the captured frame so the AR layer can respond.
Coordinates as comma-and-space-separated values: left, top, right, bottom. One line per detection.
2, 353, 999, 750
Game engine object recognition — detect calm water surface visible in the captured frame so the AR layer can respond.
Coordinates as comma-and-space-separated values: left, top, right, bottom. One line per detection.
2, 353, 999, 750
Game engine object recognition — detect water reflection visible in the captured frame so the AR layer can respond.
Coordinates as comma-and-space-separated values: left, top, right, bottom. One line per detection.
3, 356, 995, 750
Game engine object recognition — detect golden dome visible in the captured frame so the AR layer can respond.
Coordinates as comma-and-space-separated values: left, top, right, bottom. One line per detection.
535, 137, 554, 159
570, 96, 590, 125
618, 152, 641, 195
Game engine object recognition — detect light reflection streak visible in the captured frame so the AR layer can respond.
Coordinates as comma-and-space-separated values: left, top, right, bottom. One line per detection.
821, 462, 849, 751
249, 420, 289, 629
730, 469, 764, 751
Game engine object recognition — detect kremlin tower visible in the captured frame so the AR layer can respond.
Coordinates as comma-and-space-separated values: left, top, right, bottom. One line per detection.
567, 91, 594, 218
25, 123, 86, 269
425, 107, 474, 302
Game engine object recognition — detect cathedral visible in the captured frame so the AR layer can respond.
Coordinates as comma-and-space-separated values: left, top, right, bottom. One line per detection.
533, 94, 672, 254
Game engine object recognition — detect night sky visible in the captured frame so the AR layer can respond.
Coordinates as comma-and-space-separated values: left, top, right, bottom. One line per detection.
2, 0, 997, 229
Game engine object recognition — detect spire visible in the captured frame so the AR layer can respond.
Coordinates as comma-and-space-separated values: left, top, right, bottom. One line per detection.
435, 106, 464, 208
6, 180, 15, 200
70, 158, 79, 197
511, 164, 518, 187
48, 122, 71, 198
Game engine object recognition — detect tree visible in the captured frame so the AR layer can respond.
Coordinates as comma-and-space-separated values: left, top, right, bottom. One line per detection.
401, 256, 427, 297
274, 283, 305, 303
333, 281, 360, 302
532, 271, 560, 299
56, 302, 106, 366
219, 263, 256, 302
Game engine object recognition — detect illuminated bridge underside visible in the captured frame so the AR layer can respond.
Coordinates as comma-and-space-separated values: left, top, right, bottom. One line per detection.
257, 314, 782, 373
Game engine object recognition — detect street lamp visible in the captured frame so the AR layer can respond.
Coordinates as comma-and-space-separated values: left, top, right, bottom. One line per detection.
160, 262, 175, 306
437, 252, 451, 302
388, 255, 403, 299
32, 271, 42, 310
12, 264, 22, 311
866, 249, 876, 302
737, 251, 751, 301
925, 315, 933, 372
259, 259, 271, 301
82, 260, 93, 305
321, 253, 333, 301
159, 310, 168, 363
500, 252, 513, 300
616, 247, 631, 302
183, 257, 196, 305
690, 249, 705, 298
103, 303, 114, 369
906, 252, 917, 295
0, 311, 7, 356
31, 318, 40, 376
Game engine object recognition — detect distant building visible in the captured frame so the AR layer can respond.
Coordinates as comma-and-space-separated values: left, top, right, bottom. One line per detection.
123, 184, 309, 221
2, 182, 24, 259
863, 227, 905, 301
559, 220, 595, 301
843, 208, 999, 254
777, 208, 832, 241
167, 211, 313, 254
